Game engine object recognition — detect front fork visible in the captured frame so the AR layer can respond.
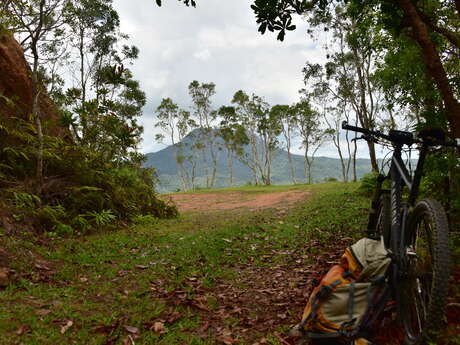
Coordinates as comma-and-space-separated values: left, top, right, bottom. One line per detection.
366, 173, 388, 239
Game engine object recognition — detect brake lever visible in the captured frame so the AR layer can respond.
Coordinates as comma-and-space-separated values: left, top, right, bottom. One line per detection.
351, 135, 364, 143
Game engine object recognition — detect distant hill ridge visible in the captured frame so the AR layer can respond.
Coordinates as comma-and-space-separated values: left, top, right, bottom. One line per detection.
143, 129, 374, 193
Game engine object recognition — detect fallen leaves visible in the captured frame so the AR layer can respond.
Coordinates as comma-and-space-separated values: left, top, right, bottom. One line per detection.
122, 335, 136, 345
123, 325, 139, 334
218, 335, 238, 344
0, 267, 9, 286
15, 325, 30, 335
152, 322, 164, 333
34, 262, 51, 271
35, 308, 51, 316
60, 320, 73, 334
139, 243, 346, 345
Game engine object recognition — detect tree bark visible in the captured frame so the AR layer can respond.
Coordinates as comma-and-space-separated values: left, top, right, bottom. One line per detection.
32, 1, 45, 192
287, 147, 296, 184
227, 147, 233, 187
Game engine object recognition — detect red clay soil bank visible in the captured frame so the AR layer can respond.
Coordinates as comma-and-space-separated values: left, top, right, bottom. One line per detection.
0, 33, 66, 137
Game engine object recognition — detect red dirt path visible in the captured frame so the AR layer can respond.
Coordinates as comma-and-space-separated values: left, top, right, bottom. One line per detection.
166, 190, 312, 212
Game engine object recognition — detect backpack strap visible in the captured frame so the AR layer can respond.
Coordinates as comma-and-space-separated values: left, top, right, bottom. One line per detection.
303, 331, 345, 339
347, 282, 356, 323
298, 279, 343, 330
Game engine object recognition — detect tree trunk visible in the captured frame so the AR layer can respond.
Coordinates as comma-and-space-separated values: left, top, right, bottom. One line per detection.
367, 141, 379, 172
191, 160, 197, 190
227, 148, 233, 187
352, 139, 359, 182
250, 133, 260, 184
344, 123, 352, 182
266, 148, 272, 186
287, 148, 296, 184
304, 150, 311, 184
32, 50, 43, 191
34, 91, 44, 188
209, 139, 217, 188
394, 0, 460, 138
201, 148, 209, 188
79, 27, 87, 143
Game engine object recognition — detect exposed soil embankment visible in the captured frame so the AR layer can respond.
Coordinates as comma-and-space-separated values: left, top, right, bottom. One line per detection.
0, 33, 65, 137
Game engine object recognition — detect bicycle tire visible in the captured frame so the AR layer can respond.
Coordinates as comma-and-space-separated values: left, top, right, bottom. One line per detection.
399, 199, 450, 345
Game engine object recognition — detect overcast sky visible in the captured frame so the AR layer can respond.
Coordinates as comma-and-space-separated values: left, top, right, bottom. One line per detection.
112, 0, 378, 158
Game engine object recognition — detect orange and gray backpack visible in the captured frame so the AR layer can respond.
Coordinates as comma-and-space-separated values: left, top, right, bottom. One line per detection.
296, 238, 391, 344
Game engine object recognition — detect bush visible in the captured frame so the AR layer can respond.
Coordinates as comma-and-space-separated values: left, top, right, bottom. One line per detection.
132, 214, 159, 225
0, 116, 178, 235
420, 150, 460, 228
357, 151, 459, 231
357, 172, 380, 197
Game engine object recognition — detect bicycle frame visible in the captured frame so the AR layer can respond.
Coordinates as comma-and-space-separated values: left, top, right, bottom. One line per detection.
373, 143, 429, 258
342, 121, 454, 340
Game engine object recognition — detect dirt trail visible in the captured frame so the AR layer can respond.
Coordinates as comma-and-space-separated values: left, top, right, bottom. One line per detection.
166, 190, 311, 212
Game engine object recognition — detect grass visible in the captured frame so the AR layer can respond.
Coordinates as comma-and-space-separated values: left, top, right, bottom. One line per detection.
3, 181, 456, 344
165, 182, 320, 195
0, 182, 369, 344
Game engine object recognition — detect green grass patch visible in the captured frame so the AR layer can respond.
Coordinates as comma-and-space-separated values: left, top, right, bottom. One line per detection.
165, 182, 320, 195
0, 182, 370, 344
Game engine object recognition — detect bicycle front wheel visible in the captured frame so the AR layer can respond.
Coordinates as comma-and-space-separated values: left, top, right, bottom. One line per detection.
400, 199, 450, 345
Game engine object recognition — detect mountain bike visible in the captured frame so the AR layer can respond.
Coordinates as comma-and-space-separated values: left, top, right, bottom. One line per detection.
342, 121, 457, 344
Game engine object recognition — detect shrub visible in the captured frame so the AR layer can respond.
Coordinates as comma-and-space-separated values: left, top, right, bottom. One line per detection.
35, 205, 66, 230
0, 116, 177, 235
357, 172, 379, 196
132, 214, 159, 225
420, 150, 460, 227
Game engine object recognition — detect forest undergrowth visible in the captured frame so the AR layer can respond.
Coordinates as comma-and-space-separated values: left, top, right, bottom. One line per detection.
0, 183, 458, 345
0, 116, 177, 238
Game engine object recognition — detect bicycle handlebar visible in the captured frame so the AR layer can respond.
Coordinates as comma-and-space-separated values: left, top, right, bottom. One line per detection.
342, 121, 391, 142
342, 121, 458, 148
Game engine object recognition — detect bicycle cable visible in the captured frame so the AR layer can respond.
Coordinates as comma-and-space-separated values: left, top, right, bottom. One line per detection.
380, 149, 393, 174
400, 146, 416, 179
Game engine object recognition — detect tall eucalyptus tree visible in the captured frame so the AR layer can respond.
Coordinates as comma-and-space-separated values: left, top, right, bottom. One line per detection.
188, 80, 218, 188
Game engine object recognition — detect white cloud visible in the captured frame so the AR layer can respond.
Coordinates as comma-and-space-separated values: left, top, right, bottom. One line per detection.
113, 0, 331, 153
193, 48, 212, 61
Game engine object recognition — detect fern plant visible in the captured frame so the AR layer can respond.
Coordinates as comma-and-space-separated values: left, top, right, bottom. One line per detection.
84, 210, 116, 227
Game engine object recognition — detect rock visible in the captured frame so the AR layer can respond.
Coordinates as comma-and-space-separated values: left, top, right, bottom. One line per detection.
0, 32, 67, 137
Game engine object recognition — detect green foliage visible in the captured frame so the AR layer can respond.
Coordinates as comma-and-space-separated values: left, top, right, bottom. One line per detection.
421, 150, 460, 222
13, 192, 41, 210
358, 151, 460, 228
70, 214, 90, 233
84, 210, 116, 228
0, 116, 177, 235
35, 205, 66, 230
357, 172, 379, 197
52, 223, 74, 236
250, 0, 460, 138
132, 214, 159, 225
